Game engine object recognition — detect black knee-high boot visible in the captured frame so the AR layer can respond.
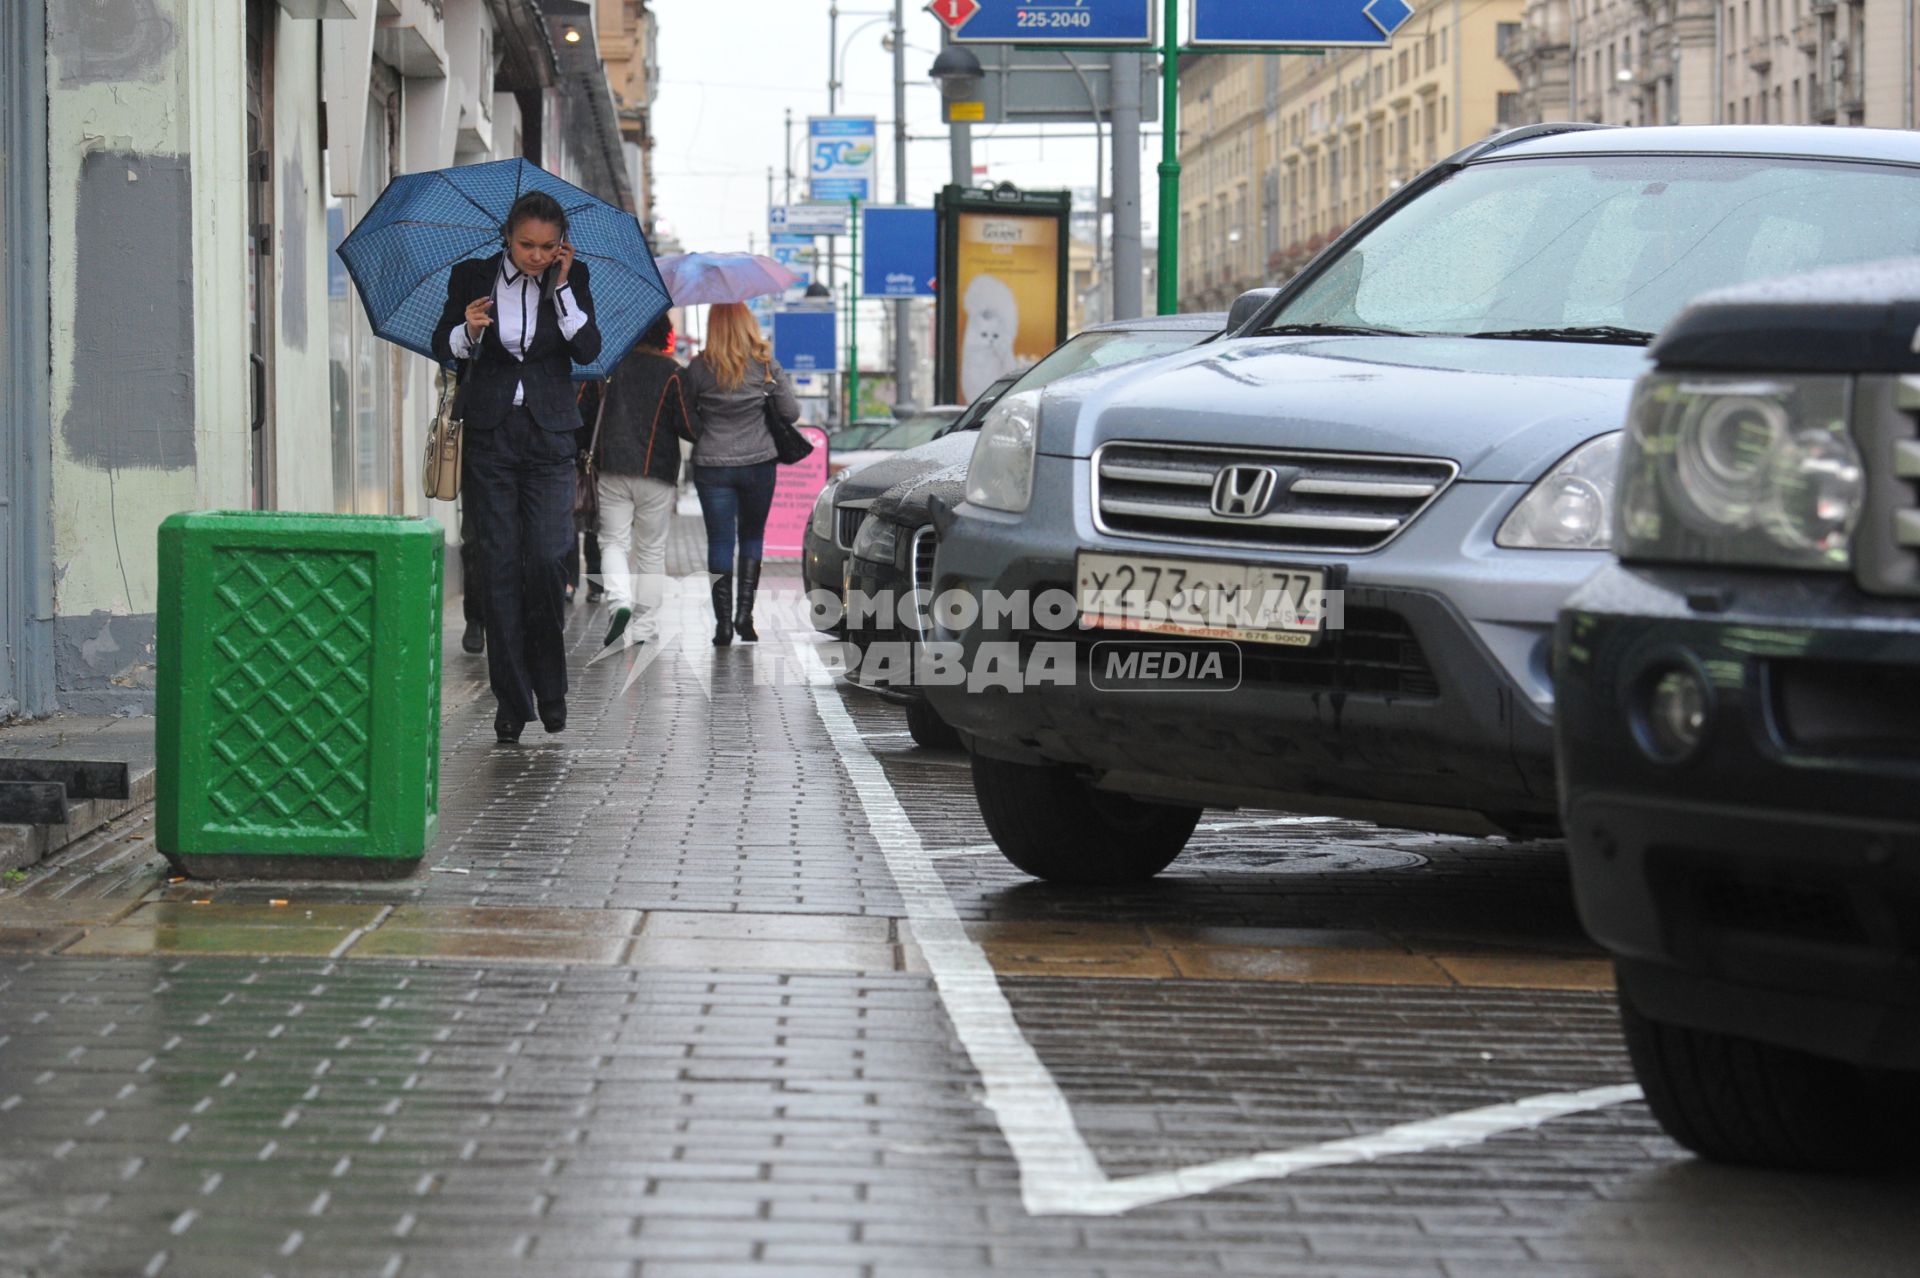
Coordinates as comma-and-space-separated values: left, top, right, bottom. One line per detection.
734, 559, 762, 642
711, 572, 734, 647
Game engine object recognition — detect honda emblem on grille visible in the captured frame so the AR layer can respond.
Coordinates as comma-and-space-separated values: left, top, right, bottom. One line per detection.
1210, 465, 1280, 519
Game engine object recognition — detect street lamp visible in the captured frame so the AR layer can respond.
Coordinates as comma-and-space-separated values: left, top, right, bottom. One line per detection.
831, 17, 892, 110
929, 44, 984, 103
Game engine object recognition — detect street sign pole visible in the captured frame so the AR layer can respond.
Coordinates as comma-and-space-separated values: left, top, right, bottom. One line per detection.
1156, 0, 1180, 314
848, 196, 862, 423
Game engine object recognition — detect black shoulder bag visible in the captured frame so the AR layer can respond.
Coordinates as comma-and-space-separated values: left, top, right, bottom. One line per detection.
762, 366, 814, 465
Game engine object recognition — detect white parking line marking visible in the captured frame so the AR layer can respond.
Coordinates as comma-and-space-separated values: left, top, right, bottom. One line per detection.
802, 648, 1644, 1217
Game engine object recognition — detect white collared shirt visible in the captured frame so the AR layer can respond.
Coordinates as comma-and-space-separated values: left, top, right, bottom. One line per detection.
446, 260, 589, 405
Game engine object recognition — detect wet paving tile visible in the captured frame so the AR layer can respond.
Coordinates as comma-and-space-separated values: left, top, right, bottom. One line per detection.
0, 926, 83, 953
346, 929, 631, 964
385, 904, 644, 936
0, 897, 145, 927
978, 942, 1180, 979
128, 901, 388, 929
626, 935, 901, 974
638, 910, 894, 944
1168, 945, 1454, 986
63, 924, 350, 957
1434, 954, 1617, 991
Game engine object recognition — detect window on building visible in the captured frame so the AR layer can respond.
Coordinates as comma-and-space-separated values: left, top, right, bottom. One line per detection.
1497, 92, 1521, 128
1496, 22, 1521, 58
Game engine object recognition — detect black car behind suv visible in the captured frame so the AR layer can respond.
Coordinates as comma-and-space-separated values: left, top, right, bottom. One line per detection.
1554, 260, 1920, 1173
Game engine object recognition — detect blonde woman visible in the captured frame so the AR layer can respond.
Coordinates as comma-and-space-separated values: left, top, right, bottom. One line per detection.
683, 302, 799, 646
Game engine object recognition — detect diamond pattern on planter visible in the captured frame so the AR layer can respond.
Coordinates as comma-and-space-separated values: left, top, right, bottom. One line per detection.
207, 548, 376, 835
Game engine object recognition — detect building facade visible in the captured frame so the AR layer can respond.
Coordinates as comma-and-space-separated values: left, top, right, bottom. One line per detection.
1, 0, 653, 721
1504, 0, 1917, 130
1177, 1, 1528, 312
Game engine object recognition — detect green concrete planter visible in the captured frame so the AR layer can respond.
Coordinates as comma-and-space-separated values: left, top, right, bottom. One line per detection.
156, 512, 443, 879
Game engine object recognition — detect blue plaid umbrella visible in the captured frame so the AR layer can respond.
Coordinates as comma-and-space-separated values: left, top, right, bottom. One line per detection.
334, 157, 668, 381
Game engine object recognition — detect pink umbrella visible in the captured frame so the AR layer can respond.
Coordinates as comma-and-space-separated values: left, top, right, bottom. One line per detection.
656, 252, 801, 305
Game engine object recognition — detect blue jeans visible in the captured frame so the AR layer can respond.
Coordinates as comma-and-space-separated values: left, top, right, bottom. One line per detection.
694, 461, 778, 575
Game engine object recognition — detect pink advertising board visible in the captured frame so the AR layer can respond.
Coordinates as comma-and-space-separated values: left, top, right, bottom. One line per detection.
763, 426, 831, 559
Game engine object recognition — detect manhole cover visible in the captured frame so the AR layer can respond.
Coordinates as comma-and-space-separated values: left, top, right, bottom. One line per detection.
1181, 837, 1429, 874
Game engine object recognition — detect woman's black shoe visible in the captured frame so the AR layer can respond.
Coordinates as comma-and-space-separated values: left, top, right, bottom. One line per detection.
461, 620, 485, 654
494, 712, 523, 744
586, 582, 606, 602
538, 699, 567, 734
710, 573, 734, 647
733, 559, 762, 642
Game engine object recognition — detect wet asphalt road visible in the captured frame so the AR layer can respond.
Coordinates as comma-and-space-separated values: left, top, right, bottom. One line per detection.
0, 543, 1915, 1277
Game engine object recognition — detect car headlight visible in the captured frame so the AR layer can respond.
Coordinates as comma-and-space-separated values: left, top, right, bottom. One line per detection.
810, 473, 847, 540
1496, 433, 1622, 550
1615, 375, 1863, 570
851, 514, 900, 564
965, 390, 1040, 513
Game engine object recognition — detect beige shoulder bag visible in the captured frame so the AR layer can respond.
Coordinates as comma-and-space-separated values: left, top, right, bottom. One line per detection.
423, 362, 465, 501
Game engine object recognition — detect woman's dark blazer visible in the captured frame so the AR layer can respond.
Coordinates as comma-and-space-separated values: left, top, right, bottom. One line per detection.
431, 253, 602, 434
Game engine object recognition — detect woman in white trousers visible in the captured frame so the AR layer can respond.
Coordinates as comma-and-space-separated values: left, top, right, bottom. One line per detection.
594, 315, 694, 649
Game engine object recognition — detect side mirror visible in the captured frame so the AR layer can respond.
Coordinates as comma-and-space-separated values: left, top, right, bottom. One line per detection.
1228, 287, 1281, 333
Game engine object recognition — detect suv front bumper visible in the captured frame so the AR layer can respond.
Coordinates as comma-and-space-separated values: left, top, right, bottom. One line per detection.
1556, 564, 1920, 1069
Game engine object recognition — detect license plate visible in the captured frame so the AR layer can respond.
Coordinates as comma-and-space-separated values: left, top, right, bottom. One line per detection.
1075, 552, 1327, 647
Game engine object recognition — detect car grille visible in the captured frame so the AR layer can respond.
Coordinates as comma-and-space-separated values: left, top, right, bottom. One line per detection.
1858, 375, 1920, 596
910, 526, 937, 638
835, 505, 865, 550
1018, 606, 1439, 698
1092, 442, 1457, 554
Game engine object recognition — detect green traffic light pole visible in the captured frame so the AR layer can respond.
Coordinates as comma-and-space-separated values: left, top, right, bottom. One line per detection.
1156, 0, 1181, 314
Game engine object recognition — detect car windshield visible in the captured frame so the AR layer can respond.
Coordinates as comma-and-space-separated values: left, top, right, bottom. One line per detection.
1272, 155, 1920, 339
949, 376, 1022, 432
834, 422, 893, 448
1007, 328, 1211, 393
869, 415, 953, 450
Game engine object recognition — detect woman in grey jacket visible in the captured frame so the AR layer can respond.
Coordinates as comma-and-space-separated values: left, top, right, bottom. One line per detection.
684, 302, 800, 645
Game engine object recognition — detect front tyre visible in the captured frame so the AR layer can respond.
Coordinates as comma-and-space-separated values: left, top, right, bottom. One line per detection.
904, 698, 962, 751
970, 753, 1199, 885
1618, 975, 1916, 1174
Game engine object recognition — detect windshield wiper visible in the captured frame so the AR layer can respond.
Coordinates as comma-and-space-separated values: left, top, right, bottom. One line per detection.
1260, 322, 1420, 337
1468, 325, 1656, 346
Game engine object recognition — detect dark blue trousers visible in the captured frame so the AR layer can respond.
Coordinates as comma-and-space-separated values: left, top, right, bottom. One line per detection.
463, 407, 577, 724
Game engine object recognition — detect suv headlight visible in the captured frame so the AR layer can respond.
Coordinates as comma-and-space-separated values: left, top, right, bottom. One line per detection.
810, 472, 847, 540
965, 391, 1040, 513
1615, 375, 1863, 570
851, 514, 900, 564
1496, 433, 1622, 550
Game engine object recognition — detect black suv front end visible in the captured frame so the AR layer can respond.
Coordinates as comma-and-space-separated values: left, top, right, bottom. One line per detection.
1554, 262, 1920, 1172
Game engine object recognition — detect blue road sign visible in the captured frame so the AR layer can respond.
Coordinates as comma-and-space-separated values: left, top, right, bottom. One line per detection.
808, 117, 877, 203
861, 207, 936, 300
948, 0, 1154, 46
1190, 0, 1415, 48
773, 310, 838, 374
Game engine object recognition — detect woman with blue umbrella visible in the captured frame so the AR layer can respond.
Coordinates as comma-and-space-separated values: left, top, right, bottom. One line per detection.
336, 158, 669, 746
430, 191, 599, 744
